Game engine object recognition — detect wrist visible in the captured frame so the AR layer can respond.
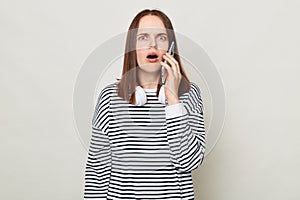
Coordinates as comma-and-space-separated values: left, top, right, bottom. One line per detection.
165, 87, 179, 105
167, 97, 179, 105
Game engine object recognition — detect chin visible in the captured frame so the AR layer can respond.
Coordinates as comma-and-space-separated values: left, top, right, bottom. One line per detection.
139, 63, 161, 72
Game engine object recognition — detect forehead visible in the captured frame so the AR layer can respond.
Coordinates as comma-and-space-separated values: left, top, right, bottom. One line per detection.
137, 15, 167, 34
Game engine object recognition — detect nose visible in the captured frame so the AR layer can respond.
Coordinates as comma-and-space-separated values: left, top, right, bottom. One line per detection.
149, 35, 157, 48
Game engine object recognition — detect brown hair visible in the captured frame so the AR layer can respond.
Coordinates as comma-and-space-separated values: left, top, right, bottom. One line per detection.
117, 9, 190, 105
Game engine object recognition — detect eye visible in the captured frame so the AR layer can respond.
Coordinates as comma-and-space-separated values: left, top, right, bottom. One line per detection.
138, 35, 147, 41
158, 35, 167, 41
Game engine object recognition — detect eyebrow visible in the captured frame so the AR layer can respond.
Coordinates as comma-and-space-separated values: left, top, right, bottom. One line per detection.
136, 32, 167, 36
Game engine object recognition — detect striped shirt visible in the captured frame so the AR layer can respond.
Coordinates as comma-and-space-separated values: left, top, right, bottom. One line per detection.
84, 81, 206, 200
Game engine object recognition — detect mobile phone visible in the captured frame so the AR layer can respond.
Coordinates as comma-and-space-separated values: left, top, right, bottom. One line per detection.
161, 41, 175, 85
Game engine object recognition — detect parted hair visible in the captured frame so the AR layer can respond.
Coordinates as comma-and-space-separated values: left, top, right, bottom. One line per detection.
117, 9, 191, 105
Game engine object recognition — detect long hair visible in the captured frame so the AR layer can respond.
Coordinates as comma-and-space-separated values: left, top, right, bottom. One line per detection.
117, 9, 190, 105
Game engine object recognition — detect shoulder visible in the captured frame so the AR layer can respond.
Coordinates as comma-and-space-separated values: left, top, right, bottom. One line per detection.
185, 81, 204, 113
97, 81, 118, 101
179, 81, 202, 101
189, 81, 202, 98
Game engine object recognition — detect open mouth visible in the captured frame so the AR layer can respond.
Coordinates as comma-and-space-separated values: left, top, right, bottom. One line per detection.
147, 54, 158, 59
146, 53, 159, 62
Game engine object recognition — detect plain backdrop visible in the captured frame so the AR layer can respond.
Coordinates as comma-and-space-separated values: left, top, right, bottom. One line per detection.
1, 0, 299, 199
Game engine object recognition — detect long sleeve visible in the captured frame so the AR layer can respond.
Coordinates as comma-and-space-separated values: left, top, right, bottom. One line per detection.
165, 82, 206, 172
84, 87, 111, 199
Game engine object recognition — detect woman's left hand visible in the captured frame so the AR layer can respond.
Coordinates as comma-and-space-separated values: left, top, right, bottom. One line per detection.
160, 53, 182, 105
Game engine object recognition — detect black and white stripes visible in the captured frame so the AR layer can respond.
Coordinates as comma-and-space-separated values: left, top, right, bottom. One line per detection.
84, 82, 205, 200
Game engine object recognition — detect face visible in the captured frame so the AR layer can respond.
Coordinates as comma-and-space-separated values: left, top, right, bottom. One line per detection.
136, 15, 169, 73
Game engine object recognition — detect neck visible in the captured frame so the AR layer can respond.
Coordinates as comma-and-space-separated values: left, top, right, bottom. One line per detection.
137, 69, 160, 89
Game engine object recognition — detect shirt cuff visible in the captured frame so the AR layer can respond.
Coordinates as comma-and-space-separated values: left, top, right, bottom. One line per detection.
165, 103, 187, 119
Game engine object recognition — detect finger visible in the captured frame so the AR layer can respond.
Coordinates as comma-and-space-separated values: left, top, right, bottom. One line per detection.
164, 53, 180, 74
165, 52, 177, 64
163, 55, 178, 74
160, 61, 174, 78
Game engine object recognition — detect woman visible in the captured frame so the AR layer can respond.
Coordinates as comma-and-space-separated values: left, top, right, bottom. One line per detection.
84, 9, 206, 200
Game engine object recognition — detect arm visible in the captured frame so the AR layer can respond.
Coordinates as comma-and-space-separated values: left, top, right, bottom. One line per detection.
165, 82, 206, 172
84, 87, 111, 199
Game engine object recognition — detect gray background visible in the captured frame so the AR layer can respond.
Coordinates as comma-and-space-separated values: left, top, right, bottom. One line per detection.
1, 0, 299, 199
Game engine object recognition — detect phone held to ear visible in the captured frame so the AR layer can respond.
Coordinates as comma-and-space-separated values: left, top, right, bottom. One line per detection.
161, 41, 175, 86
